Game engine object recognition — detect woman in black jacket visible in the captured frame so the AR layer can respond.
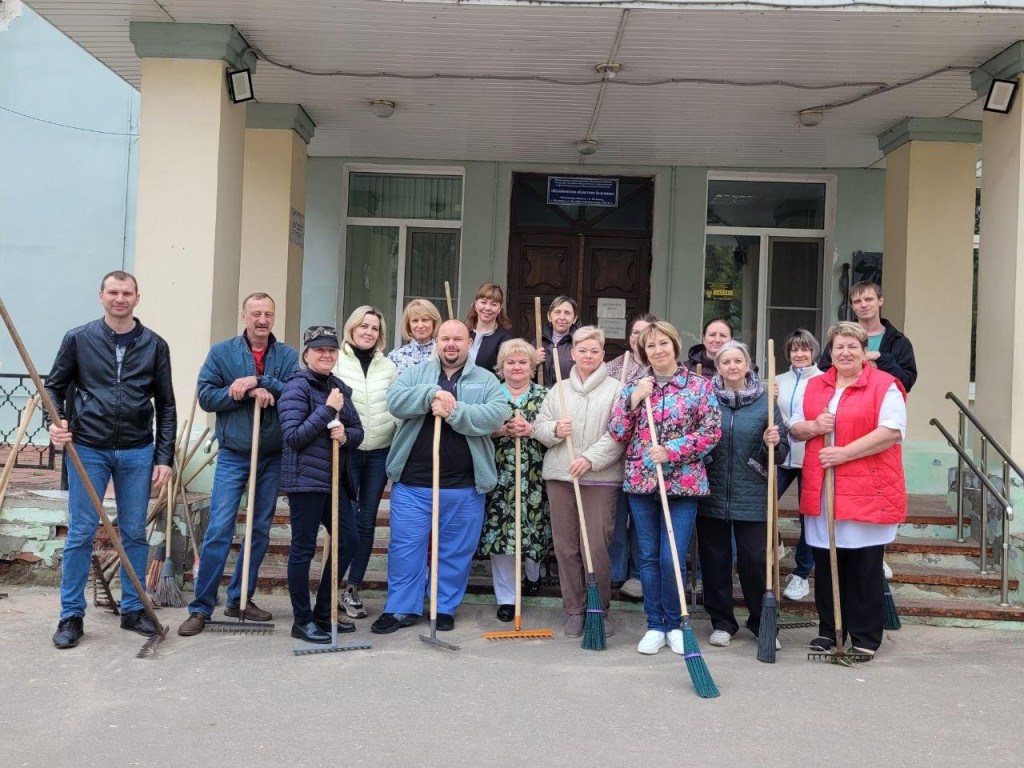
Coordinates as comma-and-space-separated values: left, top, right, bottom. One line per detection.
537, 295, 581, 384
279, 325, 365, 644
697, 340, 786, 649
466, 282, 514, 374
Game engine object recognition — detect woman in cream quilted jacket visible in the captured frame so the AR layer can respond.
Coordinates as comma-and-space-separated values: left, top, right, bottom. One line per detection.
333, 305, 398, 619
533, 326, 624, 639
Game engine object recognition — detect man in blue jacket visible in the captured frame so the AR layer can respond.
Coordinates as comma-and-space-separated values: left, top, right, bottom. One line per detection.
47, 271, 176, 649
178, 293, 298, 636
371, 320, 510, 634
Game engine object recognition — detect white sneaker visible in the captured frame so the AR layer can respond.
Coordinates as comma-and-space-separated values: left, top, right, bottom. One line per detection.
341, 586, 367, 619
620, 578, 643, 599
783, 574, 810, 601
883, 560, 893, 580
709, 629, 732, 647
637, 630, 666, 655
775, 637, 782, 651
667, 629, 685, 655
778, 542, 786, 561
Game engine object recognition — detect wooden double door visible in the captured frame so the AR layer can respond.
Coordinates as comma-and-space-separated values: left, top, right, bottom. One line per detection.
505, 174, 654, 361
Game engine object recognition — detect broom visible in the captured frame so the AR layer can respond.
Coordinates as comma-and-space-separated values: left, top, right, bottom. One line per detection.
552, 354, 605, 651
535, 296, 544, 386
156, 474, 187, 608
644, 397, 719, 698
757, 339, 779, 664
484, 421, 553, 640
882, 572, 902, 630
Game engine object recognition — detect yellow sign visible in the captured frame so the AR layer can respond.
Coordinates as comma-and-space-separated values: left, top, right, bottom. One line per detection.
704, 281, 734, 301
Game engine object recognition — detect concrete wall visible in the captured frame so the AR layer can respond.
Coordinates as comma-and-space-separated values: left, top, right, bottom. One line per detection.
0, 7, 139, 377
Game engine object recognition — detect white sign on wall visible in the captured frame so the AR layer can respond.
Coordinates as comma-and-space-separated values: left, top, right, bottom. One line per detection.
596, 298, 626, 320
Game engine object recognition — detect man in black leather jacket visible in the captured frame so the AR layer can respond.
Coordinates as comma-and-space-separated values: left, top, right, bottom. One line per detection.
45, 271, 176, 649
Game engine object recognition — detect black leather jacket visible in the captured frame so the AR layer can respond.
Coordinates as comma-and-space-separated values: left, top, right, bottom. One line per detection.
45, 318, 177, 466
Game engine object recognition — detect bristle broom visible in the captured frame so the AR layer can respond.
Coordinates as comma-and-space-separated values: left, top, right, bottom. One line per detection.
682, 617, 719, 698
156, 558, 187, 608
756, 591, 778, 663
580, 576, 606, 651
882, 575, 901, 630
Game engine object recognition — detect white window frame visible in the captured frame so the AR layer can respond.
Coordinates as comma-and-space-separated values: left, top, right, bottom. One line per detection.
703, 171, 837, 372
340, 164, 465, 348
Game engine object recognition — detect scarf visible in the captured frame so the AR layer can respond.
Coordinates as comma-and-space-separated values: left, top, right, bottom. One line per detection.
712, 370, 764, 409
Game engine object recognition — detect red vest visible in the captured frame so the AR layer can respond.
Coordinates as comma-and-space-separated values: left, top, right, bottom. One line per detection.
800, 365, 908, 524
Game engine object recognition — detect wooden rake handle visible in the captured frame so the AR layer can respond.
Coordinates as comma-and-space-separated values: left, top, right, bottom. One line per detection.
552, 354, 596, 573
430, 414, 442, 622
239, 404, 262, 613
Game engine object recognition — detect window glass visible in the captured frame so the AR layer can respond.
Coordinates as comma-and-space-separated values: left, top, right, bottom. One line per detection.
348, 174, 462, 220
707, 180, 825, 229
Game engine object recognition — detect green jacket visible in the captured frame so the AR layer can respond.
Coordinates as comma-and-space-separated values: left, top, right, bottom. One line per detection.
385, 358, 511, 494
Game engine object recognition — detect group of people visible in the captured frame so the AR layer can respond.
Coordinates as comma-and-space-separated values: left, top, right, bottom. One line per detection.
46, 271, 916, 661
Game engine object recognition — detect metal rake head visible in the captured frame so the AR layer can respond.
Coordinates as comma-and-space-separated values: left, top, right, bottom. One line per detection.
807, 649, 874, 666
204, 622, 275, 635
293, 642, 372, 655
419, 633, 460, 651
777, 620, 816, 630
136, 627, 168, 659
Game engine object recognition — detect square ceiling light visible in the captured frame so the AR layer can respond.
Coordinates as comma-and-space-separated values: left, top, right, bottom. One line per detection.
227, 68, 255, 104
984, 78, 1018, 114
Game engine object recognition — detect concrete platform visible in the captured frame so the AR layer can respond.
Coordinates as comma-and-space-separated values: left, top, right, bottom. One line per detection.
2, 586, 1022, 768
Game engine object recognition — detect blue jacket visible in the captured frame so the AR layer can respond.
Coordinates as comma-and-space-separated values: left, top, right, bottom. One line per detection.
278, 368, 364, 495
385, 359, 510, 494
197, 334, 298, 456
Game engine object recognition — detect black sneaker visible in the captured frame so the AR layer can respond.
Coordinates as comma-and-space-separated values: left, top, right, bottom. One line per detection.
523, 578, 541, 597
120, 608, 159, 637
808, 636, 837, 652
370, 612, 419, 634
436, 613, 455, 632
53, 616, 84, 649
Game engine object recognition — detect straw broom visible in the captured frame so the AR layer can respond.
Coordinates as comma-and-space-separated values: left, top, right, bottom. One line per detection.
644, 396, 719, 698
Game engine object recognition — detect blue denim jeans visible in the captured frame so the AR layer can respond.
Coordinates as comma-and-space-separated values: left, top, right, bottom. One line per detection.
777, 466, 814, 578
345, 446, 389, 587
188, 448, 281, 617
627, 493, 697, 631
609, 489, 640, 583
61, 443, 153, 619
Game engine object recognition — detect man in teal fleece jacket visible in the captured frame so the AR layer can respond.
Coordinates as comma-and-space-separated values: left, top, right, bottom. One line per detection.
371, 320, 510, 635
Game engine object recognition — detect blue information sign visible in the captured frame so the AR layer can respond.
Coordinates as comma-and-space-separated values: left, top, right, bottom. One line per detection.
546, 176, 619, 207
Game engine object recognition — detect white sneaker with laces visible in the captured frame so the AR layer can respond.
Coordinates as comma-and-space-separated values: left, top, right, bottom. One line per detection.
883, 560, 893, 580
783, 574, 810, 600
341, 586, 367, 619
667, 629, 685, 655
637, 629, 666, 655
709, 629, 732, 647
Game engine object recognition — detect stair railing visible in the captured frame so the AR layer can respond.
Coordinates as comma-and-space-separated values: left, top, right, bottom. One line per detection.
930, 391, 1021, 607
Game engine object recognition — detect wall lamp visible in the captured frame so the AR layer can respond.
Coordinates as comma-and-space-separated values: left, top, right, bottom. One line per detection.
227, 69, 255, 104
984, 78, 1018, 114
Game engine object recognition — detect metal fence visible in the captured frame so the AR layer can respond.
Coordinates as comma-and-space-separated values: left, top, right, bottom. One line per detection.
0, 373, 57, 470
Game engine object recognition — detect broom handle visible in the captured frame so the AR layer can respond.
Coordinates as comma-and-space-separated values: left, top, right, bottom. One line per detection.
239, 404, 261, 613
444, 281, 454, 321
182, 447, 218, 489
645, 397, 691, 619
552, 355, 596, 573
0, 295, 164, 633
0, 395, 37, 509
514, 431, 523, 631
773, 472, 781, 601
534, 297, 544, 386
165, 476, 173, 560
179, 390, 199, 467
331, 436, 340, 644
766, 339, 776, 590
430, 415, 442, 622
825, 428, 842, 643
619, 351, 630, 386
182, 426, 211, 469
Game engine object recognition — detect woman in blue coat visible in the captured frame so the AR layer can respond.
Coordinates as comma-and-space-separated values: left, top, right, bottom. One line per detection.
279, 325, 365, 644
698, 340, 786, 649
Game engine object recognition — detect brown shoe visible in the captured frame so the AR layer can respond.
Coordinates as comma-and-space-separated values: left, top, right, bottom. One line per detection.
178, 612, 207, 637
223, 601, 273, 622
564, 613, 585, 638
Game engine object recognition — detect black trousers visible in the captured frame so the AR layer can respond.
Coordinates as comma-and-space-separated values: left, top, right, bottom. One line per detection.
696, 516, 767, 636
287, 492, 358, 625
811, 543, 885, 651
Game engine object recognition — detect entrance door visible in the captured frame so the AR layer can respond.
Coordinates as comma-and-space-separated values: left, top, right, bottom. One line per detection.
506, 173, 653, 360
765, 237, 823, 373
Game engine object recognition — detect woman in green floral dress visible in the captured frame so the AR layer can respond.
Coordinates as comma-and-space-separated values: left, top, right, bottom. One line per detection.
478, 338, 551, 622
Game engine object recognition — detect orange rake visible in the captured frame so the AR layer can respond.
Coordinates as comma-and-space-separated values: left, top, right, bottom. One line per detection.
484, 425, 552, 641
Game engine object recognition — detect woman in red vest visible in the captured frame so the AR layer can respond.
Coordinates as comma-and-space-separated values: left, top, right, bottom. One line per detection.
789, 321, 907, 659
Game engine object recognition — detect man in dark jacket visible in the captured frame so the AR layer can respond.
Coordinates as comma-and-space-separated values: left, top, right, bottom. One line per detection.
46, 271, 176, 649
178, 293, 298, 637
818, 281, 917, 393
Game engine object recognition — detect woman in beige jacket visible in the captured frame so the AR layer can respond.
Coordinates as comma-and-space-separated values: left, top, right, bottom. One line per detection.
333, 305, 398, 619
534, 326, 625, 638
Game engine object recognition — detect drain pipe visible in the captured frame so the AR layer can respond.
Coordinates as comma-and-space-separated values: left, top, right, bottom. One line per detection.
579, 9, 629, 165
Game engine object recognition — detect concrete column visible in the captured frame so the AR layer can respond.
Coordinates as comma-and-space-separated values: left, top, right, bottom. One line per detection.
238, 103, 315, 348
972, 44, 1024, 458
877, 118, 979, 444
129, 22, 254, 410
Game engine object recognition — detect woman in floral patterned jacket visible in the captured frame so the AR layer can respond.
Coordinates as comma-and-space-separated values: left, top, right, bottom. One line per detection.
608, 320, 722, 656
477, 338, 551, 621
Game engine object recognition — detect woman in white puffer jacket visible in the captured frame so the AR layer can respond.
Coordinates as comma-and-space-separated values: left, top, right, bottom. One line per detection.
333, 305, 398, 619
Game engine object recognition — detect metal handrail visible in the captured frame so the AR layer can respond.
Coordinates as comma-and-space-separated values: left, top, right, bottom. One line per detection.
945, 391, 1024, 485
930, 417, 1013, 607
